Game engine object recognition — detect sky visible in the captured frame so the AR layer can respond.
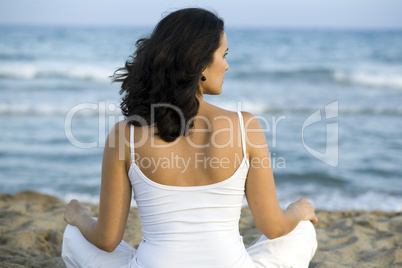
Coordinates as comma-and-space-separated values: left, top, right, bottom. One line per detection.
0, 0, 402, 29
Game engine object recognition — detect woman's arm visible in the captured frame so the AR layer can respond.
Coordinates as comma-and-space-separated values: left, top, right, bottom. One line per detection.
243, 112, 317, 239
64, 121, 132, 252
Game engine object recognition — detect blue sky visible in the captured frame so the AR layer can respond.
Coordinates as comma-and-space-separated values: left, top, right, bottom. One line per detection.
0, 0, 401, 29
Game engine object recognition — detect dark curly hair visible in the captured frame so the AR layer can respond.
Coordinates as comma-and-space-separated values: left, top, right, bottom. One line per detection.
113, 8, 224, 142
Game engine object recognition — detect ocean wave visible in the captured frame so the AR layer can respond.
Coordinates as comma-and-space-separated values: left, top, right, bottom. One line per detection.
263, 106, 402, 116
36, 187, 402, 211
2, 60, 402, 91
228, 68, 334, 81
277, 183, 402, 211
334, 71, 402, 89
276, 172, 347, 186
0, 103, 123, 117
40, 189, 138, 206
0, 103, 67, 116
227, 68, 402, 90
0, 53, 36, 61
1, 101, 401, 117
0, 62, 116, 83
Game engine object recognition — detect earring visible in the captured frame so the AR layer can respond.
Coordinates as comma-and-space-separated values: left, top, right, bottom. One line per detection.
201, 76, 206, 81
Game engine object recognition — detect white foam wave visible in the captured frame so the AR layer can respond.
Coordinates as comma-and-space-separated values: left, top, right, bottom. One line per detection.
41, 189, 137, 206
0, 103, 68, 116
41, 187, 402, 211
0, 62, 116, 83
0, 103, 123, 117
334, 71, 402, 89
277, 183, 402, 212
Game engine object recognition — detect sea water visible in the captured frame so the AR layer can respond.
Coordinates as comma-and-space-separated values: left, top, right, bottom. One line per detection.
1, 26, 401, 211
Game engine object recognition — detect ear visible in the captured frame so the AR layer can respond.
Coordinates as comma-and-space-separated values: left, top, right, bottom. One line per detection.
198, 77, 205, 94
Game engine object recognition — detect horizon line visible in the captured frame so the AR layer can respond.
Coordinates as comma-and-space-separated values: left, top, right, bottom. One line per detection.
1, 23, 402, 31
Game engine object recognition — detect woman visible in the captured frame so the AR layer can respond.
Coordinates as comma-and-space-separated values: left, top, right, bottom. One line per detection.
62, 8, 318, 268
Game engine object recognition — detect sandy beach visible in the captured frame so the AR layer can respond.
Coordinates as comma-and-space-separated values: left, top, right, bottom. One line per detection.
0, 191, 401, 267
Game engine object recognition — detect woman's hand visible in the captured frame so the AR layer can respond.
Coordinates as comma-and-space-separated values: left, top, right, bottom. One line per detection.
64, 199, 91, 226
287, 198, 318, 224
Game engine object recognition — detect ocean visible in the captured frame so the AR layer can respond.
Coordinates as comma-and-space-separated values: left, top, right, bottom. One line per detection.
1, 26, 401, 211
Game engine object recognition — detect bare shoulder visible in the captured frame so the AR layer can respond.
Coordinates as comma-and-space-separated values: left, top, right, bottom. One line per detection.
238, 111, 268, 151
203, 101, 237, 116
199, 102, 238, 127
103, 121, 131, 167
240, 111, 262, 129
107, 120, 131, 141
202, 102, 262, 133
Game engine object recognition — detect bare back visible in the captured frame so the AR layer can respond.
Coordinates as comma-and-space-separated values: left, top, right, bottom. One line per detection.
130, 101, 246, 187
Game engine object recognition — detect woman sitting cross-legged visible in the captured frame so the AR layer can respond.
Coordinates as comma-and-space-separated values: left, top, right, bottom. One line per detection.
62, 7, 318, 268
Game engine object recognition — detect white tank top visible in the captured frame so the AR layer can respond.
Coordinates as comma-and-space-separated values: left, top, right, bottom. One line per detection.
128, 111, 254, 268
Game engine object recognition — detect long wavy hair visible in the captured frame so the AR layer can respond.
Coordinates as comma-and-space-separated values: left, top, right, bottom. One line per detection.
112, 8, 224, 142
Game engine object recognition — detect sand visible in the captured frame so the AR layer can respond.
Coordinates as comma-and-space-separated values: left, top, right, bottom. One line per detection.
0, 191, 401, 267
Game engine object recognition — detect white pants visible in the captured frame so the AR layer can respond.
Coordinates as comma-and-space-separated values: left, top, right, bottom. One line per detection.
62, 221, 317, 268
62, 224, 137, 268
247, 221, 318, 268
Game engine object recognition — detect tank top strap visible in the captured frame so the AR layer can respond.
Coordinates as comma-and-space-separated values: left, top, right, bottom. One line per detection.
130, 124, 135, 164
237, 111, 247, 159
